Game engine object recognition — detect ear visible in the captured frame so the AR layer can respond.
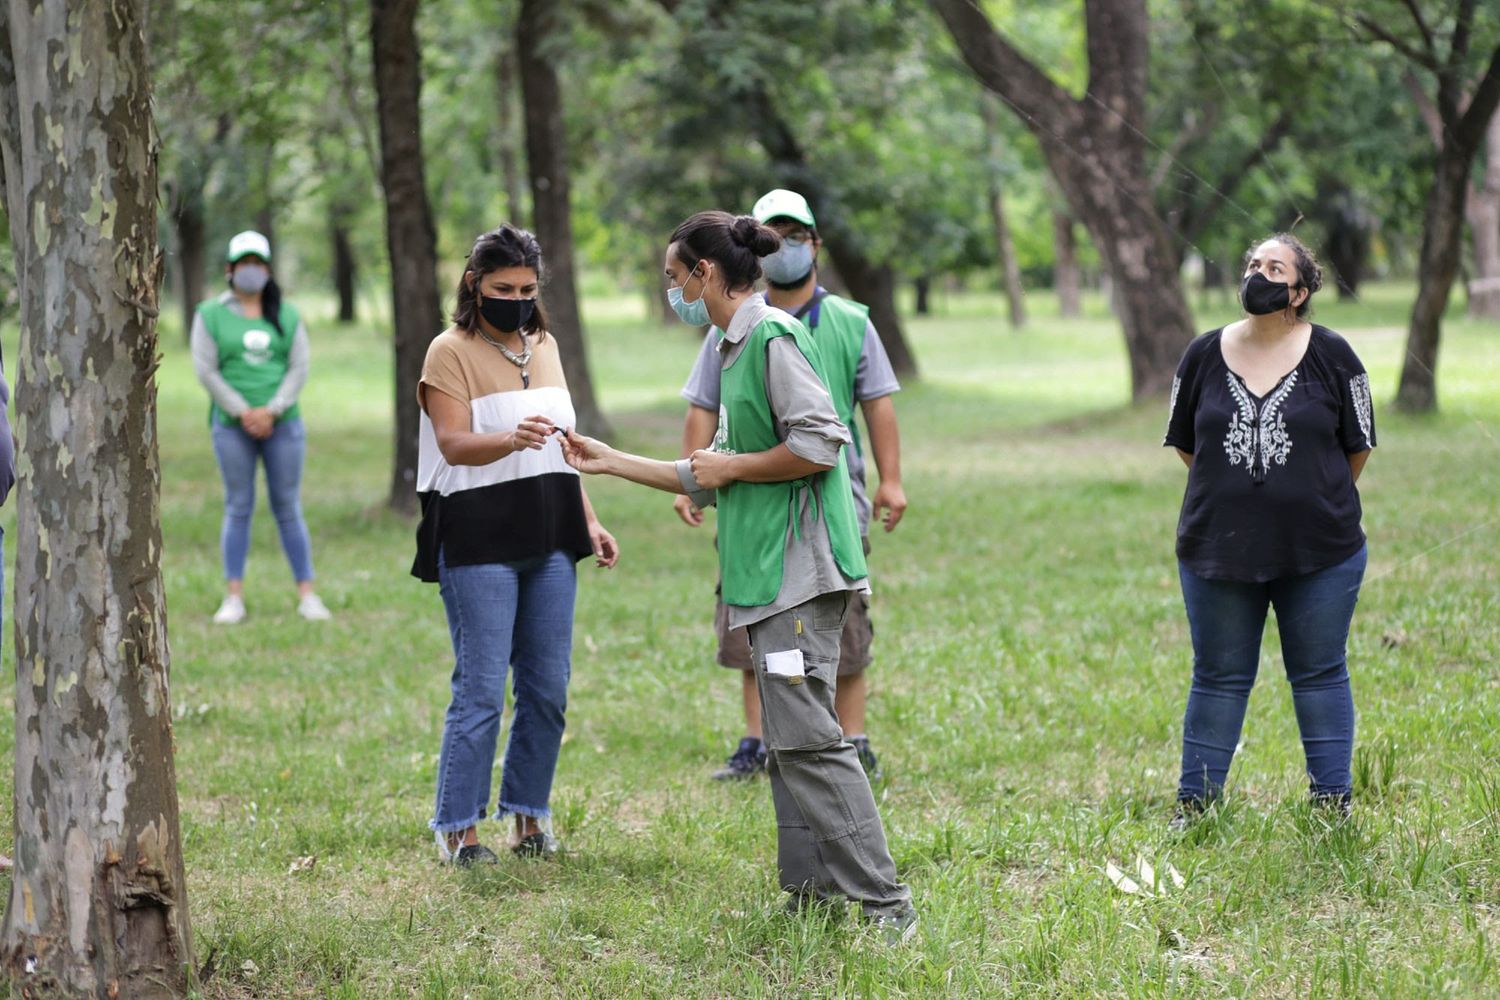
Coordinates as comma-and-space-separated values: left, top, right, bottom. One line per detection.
464, 270, 474, 292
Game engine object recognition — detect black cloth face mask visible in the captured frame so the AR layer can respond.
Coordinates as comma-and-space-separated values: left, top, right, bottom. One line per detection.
479, 295, 536, 333
1239, 271, 1296, 316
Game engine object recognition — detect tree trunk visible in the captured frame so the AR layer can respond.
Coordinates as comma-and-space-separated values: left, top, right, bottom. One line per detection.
332, 214, 357, 324
172, 187, 207, 342
933, 0, 1192, 398
372, 0, 444, 513
913, 276, 930, 316
517, 0, 610, 437
1052, 209, 1081, 318
1468, 113, 1500, 320
990, 185, 1026, 329
1397, 151, 1471, 411
0, 2, 195, 995
495, 45, 526, 227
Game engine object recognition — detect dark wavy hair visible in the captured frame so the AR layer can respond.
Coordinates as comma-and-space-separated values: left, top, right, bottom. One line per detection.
453, 224, 550, 338
1244, 232, 1324, 318
669, 212, 781, 292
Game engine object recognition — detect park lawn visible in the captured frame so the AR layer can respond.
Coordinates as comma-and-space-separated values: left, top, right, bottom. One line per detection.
2, 283, 1498, 998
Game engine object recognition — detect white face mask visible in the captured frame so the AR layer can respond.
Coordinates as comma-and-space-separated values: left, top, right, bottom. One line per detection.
232, 264, 270, 294
762, 238, 814, 285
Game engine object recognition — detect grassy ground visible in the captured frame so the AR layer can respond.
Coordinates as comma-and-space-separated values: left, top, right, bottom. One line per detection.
2, 282, 1498, 998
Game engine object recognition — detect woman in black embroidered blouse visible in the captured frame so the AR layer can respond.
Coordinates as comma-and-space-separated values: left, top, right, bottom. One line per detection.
1162, 233, 1375, 827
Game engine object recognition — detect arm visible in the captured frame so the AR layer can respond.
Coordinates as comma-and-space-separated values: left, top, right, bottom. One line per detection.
563, 431, 691, 493
424, 386, 554, 466
579, 484, 619, 568
264, 319, 310, 417
190, 313, 252, 419
860, 394, 905, 531
1348, 449, 1370, 482
673, 404, 718, 525
1176, 448, 1193, 468
690, 443, 828, 489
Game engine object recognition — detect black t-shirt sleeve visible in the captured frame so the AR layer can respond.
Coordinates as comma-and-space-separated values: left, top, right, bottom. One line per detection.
1332, 340, 1376, 453
1163, 332, 1213, 452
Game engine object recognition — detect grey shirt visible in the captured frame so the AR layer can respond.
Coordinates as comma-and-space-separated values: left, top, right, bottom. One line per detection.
190, 291, 311, 418
681, 291, 900, 534
674, 296, 869, 629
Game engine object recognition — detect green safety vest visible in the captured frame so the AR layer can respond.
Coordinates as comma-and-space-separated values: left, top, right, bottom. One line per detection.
802, 293, 869, 460
715, 312, 868, 607
197, 297, 301, 426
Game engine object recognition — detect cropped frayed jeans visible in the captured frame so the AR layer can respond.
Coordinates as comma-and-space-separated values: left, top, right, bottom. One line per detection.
210, 418, 315, 582
431, 549, 576, 833
1177, 544, 1367, 803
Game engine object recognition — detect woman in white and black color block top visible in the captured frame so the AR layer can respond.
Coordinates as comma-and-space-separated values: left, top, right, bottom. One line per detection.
413, 224, 618, 865
1163, 233, 1375, 828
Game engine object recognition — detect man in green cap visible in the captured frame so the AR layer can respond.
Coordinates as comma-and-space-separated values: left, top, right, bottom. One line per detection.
673, 189, 907, 782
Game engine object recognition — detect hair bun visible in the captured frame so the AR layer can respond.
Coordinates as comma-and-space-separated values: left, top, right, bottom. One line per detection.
730, 215, 782, 258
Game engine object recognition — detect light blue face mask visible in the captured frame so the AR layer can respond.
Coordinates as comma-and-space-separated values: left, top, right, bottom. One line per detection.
667, 264, 711, 325
761, 239, 814, 286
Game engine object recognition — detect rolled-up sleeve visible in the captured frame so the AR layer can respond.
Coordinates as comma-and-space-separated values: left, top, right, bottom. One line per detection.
765, 336, 849, 467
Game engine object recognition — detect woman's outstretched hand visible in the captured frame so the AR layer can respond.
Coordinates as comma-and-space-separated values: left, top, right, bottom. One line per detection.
561, 429, 612, 475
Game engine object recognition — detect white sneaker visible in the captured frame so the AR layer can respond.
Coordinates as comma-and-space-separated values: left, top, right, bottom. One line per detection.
212, 595, 246, 625
298, 593, 332, 621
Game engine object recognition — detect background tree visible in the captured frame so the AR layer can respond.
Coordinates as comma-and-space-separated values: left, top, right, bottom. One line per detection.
372, 0, 444, 513
0, 0, 194, 995
931, 0, 1194, 399
518, 0, 610, 436
1352, 0, 1500, 411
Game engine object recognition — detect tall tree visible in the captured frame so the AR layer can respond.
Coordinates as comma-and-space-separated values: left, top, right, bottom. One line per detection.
372, 0, 444, 512
1403, 71, 1500, 321
1356, 2, 1500, 410
517, 0, 610, 436
981, 94, 1027, 328
0, 0, 194, 995
932, 0, 1193, 398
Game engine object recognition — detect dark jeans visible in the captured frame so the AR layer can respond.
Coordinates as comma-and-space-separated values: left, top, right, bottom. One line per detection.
1177, 544, 1367, 802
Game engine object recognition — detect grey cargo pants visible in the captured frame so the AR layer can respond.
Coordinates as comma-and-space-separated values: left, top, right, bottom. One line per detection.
746, 591, 911, 917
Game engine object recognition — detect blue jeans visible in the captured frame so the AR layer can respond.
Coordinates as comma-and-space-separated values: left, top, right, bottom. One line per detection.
211, 418, 314, 582
431, 550, 577, 833
1177, 544, 1367, 802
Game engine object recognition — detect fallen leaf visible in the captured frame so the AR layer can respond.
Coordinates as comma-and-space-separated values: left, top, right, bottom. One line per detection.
288, 855, 316, 874
1106, 860, 1147, 896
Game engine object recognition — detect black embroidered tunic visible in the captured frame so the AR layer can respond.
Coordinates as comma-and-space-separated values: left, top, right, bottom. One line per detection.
1163, 325, 1376, 582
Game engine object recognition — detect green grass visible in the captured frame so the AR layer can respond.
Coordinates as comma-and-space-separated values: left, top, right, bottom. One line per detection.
3, 284, 1499, 998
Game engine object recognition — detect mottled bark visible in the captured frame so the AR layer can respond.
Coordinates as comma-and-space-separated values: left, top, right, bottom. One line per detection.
517, 0, 610, 436
933, 0, 1192, 398
0, 1, 194, 996
372, 0, 444, 512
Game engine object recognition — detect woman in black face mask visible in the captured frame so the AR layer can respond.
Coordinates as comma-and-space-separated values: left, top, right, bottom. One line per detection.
412, 224, 618, 865
1161, 233, 1376, 829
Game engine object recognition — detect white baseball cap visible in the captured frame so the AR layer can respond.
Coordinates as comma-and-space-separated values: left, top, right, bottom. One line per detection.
226, 230, 272, 263
752, 189, 816, 227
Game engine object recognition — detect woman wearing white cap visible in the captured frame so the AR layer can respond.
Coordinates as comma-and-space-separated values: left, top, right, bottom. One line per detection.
191, 230, 331, 623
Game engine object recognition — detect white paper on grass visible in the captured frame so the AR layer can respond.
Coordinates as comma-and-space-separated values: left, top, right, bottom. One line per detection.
764, 649, 806, 678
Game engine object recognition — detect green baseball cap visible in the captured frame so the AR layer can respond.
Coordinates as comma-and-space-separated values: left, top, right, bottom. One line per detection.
227, 230, 272, 263
752, 189, 815, 228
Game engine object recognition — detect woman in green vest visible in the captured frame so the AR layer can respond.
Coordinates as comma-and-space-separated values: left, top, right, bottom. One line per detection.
562, 211, 917, 942
191, 230, 331, 625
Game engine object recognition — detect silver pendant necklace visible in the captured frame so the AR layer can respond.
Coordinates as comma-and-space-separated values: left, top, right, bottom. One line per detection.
478, 328, 532, 388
